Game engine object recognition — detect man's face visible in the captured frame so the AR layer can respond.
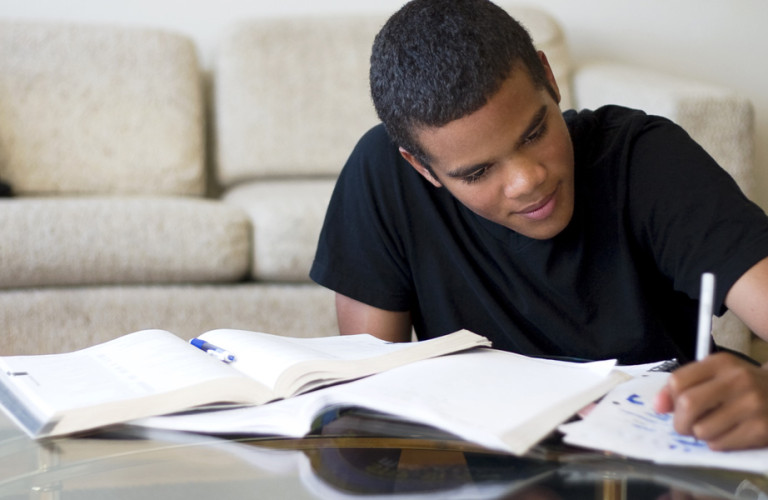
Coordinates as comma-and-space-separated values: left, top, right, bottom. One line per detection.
400, 54, 575, 240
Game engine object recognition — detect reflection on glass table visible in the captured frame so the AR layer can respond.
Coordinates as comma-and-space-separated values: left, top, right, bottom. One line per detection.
0, 409, 766, 499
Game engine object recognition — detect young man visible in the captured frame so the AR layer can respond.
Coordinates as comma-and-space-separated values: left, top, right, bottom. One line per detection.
310, 0, 768, 450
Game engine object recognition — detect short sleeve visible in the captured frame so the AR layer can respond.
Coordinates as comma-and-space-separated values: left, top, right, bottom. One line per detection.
310, 125, 415, 311
626, 118, 768, 312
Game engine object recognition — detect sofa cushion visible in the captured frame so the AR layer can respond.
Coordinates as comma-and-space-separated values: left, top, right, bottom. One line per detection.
0, 22, 205, 196
214, 16, 384, 186
213, 7, 573, 187
222, 180, 336, 281
0, 284, 338, 355
0, 197, 250, 288
0, 284, 337, 355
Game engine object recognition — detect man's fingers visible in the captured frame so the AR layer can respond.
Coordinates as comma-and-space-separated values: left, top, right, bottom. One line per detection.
653, 385, 674, 414
660, 353, 768, 450
704, 416, 768, 451
669, 376, 723, 436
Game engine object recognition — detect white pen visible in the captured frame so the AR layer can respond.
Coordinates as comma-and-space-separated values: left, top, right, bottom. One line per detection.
695, 272, 716, 361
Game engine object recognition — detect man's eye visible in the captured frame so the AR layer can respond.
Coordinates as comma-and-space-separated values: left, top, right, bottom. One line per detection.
463, 166, 490, 184
523, 123, 548, 145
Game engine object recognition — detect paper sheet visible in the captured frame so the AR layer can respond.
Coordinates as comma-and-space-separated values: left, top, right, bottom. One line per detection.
559, 372, 768, 474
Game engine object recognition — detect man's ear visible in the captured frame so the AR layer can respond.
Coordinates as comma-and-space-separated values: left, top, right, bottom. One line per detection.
537, 51, 561, 104
398, 147, 443, 188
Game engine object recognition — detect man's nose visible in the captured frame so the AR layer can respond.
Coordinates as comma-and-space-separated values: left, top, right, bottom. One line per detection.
502, 158, 546, 199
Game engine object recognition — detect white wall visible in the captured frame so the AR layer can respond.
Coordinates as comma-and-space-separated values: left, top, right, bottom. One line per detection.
2, 0, 767, 208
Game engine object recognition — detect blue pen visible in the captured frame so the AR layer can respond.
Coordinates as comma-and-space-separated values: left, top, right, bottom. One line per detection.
190, 338, 237, 363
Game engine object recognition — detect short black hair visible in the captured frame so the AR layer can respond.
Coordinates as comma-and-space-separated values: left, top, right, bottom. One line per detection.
370, 0, 552, 166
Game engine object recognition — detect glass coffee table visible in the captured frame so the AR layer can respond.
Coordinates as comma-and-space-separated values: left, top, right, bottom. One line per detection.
0, 409, 765, 499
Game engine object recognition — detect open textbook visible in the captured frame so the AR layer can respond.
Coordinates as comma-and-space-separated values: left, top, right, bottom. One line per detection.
133, 349, 628, 456
0, 328, 490, 439
559, 372, 768, 474
135, 358, 768, 472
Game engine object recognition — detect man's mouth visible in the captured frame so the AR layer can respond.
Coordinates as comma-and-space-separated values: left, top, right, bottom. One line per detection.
517, 189, 558, 221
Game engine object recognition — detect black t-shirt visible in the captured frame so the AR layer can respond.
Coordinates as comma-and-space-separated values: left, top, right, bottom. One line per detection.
310, 106, 768, 363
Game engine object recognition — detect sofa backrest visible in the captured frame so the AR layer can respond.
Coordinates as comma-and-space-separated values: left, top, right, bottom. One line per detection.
505, 4, 573, 111
213, 5, 573, 188
0, 22, 205, 196
213, 16, 384, 187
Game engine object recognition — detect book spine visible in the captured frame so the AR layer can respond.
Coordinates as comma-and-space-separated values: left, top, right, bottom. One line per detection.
0, 372, 51, 438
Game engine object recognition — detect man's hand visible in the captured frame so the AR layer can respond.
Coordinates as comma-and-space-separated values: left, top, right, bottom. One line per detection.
654, 352, 768, 450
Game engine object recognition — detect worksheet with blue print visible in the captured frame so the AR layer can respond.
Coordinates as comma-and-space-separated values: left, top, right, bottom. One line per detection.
559, 372, 768, 474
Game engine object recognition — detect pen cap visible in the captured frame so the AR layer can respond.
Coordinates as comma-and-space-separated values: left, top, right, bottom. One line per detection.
189, 338, 206, 349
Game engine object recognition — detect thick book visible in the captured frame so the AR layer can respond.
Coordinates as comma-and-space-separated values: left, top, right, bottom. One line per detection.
133, 348, 629, 456
0, 328, 490, 439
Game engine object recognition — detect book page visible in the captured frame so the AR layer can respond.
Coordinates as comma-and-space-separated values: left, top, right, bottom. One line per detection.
135, 348, 622, 456
198, 329, 487, 394
0, 330, 247, 415
559, 373, 768, 474
311, 349, 622, 455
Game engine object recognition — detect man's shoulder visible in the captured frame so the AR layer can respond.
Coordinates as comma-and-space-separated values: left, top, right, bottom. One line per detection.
564, 105, 677, 138
343, 123, 417, 188
565, 105, 684, 162
564, 104, 669, 128
354, 123, 399, 155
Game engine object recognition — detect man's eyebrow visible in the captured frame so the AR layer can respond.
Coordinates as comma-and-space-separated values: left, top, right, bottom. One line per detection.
447, 161, 493, 179
446, 105, 548, 179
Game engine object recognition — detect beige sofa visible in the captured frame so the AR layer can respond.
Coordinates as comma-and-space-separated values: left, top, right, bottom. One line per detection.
0, 5, 759, 357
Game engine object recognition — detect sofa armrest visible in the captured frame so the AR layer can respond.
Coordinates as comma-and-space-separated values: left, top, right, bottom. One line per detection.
572, 62, 755, 198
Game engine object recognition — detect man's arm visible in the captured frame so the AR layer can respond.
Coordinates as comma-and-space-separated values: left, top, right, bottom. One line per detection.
724, 256, 768, 341
655, 256, 768, 450
335, 293, 413, 342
